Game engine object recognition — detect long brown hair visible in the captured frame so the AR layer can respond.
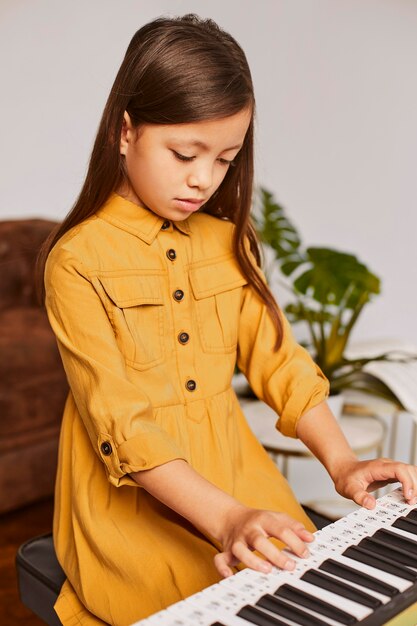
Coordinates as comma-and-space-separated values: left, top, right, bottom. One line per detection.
37, 14, 283, 347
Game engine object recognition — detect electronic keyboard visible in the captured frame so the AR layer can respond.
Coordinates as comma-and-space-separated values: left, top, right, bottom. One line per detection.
131, 488, 417, 626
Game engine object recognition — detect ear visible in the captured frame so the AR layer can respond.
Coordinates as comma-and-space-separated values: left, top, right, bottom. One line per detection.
120, 111, 133, 155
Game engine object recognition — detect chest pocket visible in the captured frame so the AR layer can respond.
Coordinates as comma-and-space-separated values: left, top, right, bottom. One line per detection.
189, 256, 248, 354
96, 272, 165, 370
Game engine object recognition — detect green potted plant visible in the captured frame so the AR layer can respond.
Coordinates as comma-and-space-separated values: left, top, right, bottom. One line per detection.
252, 188, 412, 408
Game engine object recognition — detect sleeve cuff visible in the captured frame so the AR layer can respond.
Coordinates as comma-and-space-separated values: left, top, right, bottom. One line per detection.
276, 375, 330, 438
97, 431, 187, 487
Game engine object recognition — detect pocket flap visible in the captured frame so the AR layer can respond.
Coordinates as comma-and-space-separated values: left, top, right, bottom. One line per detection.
97, 273, 165, 307
189, 256, 248, 299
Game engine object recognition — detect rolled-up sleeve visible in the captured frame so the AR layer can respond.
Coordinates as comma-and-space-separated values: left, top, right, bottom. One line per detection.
45, 247, 186, 487
237, 280, 329, 438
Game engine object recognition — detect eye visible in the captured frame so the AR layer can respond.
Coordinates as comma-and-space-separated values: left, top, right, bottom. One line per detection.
218, 158, 236, 167
172, 150, 195, 162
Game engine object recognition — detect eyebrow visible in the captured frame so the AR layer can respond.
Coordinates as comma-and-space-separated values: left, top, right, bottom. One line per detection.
172, 139, 242, 152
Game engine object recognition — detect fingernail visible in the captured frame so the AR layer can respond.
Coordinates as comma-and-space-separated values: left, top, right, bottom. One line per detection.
284, 560, 295, 571
302, 549, 309, 558
363, 496, 372, 509
261, 562, 271, 573
408, 489, 413, 498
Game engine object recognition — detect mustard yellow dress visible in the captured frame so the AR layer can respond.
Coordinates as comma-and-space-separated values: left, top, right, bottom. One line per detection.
44, 193, 329, 626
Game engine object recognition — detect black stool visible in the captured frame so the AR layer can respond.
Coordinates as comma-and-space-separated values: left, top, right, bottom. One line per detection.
16, 533, 65, 626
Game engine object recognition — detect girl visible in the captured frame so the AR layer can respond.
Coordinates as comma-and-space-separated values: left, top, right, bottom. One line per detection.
39, 14, 417, 626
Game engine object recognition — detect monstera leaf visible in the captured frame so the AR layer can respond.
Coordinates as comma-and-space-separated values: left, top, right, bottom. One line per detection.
254, 188, 410, 404
289, 248, 380, 309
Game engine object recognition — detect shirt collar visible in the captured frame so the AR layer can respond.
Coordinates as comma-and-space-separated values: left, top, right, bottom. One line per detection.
96, 193, 191, 244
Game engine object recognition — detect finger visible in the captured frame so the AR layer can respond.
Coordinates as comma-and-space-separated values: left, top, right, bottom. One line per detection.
268, 516, 315, 549
299, 528, 315, 543
263, 513, 313, 540
279, 527, 311, 558
231, 540, 277, 574
251, 535, 297, 571
405, 467, 417, 504
215, 541, 276, 576
283, 521, 314, 543
394, 464, 417, 504
367, 461, 417, 504
352, 488, 376, 510
214, 550, 239, 578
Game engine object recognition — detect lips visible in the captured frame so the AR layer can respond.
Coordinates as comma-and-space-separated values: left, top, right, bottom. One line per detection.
173, 198, 205, 212
176, 198, 205, 203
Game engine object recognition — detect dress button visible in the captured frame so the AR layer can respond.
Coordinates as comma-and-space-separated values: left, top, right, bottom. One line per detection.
161, 220, 171, 230
100, 441, 112, 456
173, 289, 184, 301
186, 379, 197, 391
166, 249, 176, 261
178, 332, 189, 344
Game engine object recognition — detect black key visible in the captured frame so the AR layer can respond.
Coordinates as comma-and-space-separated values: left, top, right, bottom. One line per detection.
237, 604, 288, 626
209, 623, 228, 626
396, 514, 417, 527
275, 583, 357, 624
256, 593, 329, 626
344, 544, 417, 582
359, 536, 417, 568
405, 508, 417, 521
393, 516, 417, 535
301, 567, 382, 609
374, 528, 417, 555
319, 558, 398, 597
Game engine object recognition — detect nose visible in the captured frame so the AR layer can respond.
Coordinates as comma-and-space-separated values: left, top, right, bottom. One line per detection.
186, 162, 213, 191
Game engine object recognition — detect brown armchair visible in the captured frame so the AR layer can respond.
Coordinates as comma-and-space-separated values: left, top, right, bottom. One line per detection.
0, 219, 68, 514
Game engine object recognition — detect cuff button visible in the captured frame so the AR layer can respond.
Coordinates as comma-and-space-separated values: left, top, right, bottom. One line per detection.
101, 442, 112, 456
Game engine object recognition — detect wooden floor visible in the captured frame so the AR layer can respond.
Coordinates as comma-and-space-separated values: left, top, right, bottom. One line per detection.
0, 497, 54, 625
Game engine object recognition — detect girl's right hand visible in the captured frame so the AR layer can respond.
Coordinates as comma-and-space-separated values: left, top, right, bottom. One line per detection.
214, 504, 314, 578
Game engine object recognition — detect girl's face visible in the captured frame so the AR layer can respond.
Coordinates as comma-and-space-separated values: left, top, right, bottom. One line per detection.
119, 108, 252, 221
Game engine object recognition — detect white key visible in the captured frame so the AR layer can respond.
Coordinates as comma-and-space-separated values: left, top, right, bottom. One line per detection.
165, 602, 217, 626
327, 518, 374, 549
167, 598, 288, 626
350, 508, 399, 528
186, 576, 278, 615
379, 489, 416, 513
309, 538, 348, 559
379, 500, 413, 516
188, 583, 248, 613
136, 607, 196, 626
234, 567, 291, 593
218, 573, 269, 604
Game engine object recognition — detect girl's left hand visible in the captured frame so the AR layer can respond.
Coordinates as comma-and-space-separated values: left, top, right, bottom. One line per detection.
333, 458, 417, 509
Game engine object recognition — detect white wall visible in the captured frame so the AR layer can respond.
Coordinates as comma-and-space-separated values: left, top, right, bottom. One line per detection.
1, 0, 416, 344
